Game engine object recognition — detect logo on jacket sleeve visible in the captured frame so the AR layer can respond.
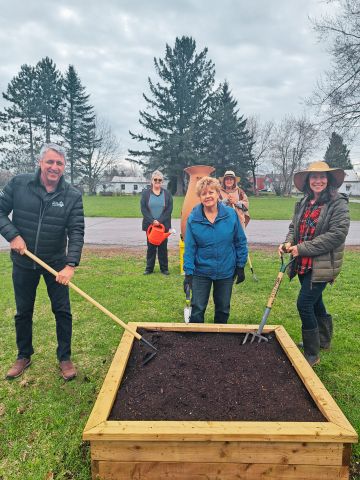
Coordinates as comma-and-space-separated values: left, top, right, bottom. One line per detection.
52, 201, 64, 208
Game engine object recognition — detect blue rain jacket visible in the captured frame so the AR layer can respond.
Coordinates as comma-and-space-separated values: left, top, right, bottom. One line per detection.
184, 202, 248, 279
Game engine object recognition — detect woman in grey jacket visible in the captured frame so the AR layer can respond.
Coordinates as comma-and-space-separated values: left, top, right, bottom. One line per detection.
140, 170, 173, 275
279, 161, 350, 366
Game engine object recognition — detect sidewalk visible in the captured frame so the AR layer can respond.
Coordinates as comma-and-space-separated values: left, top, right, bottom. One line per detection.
1, 218, 359, 250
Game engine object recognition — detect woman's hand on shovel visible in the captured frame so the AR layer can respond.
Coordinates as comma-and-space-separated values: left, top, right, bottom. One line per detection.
56, 265, 75, 286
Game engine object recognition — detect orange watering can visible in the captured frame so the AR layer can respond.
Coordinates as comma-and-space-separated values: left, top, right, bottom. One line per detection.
147, 223, 174, 246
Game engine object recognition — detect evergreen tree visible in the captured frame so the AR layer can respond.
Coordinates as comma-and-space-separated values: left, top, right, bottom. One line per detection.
35, 57, 64, 142
207, 81, 253, 184
324, 132, 352, 169
63, 65, 96, 184
1, 64, 41, 170
128, 36, 216, 194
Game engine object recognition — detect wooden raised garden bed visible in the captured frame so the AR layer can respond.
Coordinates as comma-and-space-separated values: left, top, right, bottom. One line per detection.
83, 323, 357, 480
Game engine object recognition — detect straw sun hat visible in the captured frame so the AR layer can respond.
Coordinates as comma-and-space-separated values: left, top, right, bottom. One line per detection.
219, 170, 241, 184
293, 161, 345, 192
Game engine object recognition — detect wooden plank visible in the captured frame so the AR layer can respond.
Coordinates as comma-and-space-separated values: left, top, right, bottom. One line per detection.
91, 459, 99, 480
97, 461, 349, 480
84, 420, 356, 443
128, 321, 277, 333
275, 326, 358, 439
90, 440, 344, 465
342, 444, 352, 466
83, 330, 134, 433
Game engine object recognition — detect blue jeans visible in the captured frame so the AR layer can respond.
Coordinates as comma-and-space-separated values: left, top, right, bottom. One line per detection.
12, 262, 73, 361
190, 275, 234, 324
297, 271, 327, 330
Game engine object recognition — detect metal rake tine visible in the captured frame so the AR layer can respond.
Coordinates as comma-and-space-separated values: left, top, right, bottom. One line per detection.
242, 332, 251, 344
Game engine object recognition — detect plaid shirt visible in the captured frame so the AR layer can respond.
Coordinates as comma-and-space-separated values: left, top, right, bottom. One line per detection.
296, 201, 323, 275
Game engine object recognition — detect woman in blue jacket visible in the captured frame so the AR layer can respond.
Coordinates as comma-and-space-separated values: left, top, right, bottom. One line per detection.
183, 177, 248, 323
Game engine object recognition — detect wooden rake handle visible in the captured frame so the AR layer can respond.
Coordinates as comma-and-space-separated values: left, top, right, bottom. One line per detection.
23, 249, 142, 341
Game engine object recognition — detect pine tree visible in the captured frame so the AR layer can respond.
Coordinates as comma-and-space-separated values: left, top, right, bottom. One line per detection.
324, 132, 352, 169
63, 65, 96, 184
1, 64, 41, 170
35, 57, 64, 142
207, 81, 253, 183
128, 36, 216, 194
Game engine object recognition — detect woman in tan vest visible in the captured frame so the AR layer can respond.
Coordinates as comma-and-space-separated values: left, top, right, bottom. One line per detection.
219, 170, 250, 228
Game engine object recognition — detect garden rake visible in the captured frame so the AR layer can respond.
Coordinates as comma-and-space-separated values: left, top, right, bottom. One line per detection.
23, 249, 158, 365
242, 253, 295, 344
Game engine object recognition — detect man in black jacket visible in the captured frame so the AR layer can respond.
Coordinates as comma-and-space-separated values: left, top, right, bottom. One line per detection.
0, 143, 84, 381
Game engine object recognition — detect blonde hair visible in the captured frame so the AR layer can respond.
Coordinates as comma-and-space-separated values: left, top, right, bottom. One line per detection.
195, 176, 221, 196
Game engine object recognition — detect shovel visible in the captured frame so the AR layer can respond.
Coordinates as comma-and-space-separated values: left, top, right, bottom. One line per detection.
23, 249, 158, 365
242, 253, 295, 344
184, 284, 192, 323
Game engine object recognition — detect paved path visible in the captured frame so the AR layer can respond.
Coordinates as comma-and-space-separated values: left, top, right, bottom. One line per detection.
1, 218, 359, 250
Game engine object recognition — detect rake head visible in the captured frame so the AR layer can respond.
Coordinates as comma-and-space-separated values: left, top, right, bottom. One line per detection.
140, 336, 158, 365
242, 331, 269, 345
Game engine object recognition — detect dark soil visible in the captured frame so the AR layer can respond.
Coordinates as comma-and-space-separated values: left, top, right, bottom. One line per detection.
109, 330, 326, 422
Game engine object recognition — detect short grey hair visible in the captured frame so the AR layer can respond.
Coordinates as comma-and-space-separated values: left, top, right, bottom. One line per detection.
39, 143, 66, 163
151, 170, 163, 180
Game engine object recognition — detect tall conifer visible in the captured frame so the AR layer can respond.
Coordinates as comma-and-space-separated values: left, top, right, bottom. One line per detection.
63, 65, 96, 184
35, 57, 64, 142
324, 132, 352, 169
207, 81, 253, 182
128, 36, 216, 194
2, 64, 40, 169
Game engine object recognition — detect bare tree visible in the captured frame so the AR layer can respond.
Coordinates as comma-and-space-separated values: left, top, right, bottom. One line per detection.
309, 0, 360, 136
79, 117, 120, 194
247, 116, 274, 194
270, 116, 318, 196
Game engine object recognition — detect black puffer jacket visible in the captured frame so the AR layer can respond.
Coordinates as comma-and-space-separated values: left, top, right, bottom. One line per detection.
0, 170, 84, 269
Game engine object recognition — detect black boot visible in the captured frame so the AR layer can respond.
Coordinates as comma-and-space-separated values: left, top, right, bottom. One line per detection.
317, 314, 333, 351
302, 328, 320, 367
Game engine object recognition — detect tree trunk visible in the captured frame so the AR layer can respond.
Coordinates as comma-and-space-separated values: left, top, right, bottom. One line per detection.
175, 174, 184, 195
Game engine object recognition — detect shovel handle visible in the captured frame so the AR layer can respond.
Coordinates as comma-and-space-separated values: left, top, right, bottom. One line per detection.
23, 249, 142, 341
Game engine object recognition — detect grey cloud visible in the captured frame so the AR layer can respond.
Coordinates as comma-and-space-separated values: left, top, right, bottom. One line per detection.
0, 0, 337, 156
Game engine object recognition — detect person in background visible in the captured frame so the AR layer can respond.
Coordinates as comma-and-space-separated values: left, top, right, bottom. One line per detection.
0, 143, 84, 381
183, 176, 248, 324
279, 161, 349, 367
140, 170, 173, 275
219, 170, 250, 228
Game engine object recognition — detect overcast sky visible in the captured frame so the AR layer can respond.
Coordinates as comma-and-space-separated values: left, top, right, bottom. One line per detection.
2, 0, 357, 165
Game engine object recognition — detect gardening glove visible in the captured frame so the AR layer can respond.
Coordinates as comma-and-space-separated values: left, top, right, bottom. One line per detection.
235, 201, 248, 212
233, 267, 245, 284
183, 274, 193, 293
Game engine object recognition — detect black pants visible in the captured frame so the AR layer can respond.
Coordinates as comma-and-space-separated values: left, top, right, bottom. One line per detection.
146, 238, 168, 272
12, 262, 72, 361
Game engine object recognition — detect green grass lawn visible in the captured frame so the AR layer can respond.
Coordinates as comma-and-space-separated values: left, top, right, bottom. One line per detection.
83, 194, 360, 220
0, 248, 359, 479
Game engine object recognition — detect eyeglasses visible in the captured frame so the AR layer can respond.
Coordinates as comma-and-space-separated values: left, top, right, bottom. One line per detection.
153, 178, 163, 182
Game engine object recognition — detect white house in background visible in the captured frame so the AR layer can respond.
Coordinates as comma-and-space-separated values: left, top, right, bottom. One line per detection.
338, 169, 360, 196
95, 176, 149, 194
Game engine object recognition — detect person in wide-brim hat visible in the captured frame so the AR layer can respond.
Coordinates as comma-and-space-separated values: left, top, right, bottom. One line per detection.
218, 170, 241, 184
278, 159, 350, 369
219, 170, 250, 228
293, 161, 345, 192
